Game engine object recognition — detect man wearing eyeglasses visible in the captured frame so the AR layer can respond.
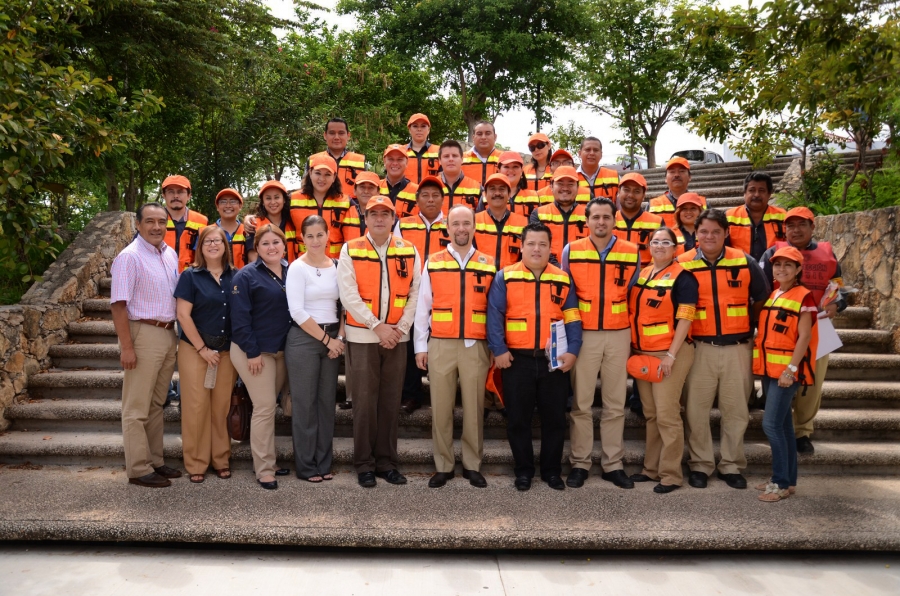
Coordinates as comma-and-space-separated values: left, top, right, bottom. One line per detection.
676, 209, 770, 491
215, 188, 246, 268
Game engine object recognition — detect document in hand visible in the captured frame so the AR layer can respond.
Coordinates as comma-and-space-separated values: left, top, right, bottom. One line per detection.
546, 320, 568, 371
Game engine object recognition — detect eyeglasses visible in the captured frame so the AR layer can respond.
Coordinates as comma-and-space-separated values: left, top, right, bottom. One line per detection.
218, 199, 241, 206
528, 142, 548, 151
203, 239, 225, 246
649, 240, 675, 247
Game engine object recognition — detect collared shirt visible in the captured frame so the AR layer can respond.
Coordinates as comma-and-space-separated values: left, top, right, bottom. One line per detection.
216, 218, 242, 242
230, 258, 292, 358
110, 235, 178, 322
577, 165, 599, 187
337, 233, 422, 344
413, 244, 478, 353
173, 266, 236, 346
392, 210, 445, 236
384, 176, 412, 203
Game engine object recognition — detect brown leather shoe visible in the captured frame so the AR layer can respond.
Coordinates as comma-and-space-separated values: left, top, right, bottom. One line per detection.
400, 400, 421, 414
129, 472, 172, 488
153, 465, 183, 479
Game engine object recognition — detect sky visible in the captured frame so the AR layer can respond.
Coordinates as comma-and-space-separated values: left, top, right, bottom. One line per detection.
264, 0, 748, 162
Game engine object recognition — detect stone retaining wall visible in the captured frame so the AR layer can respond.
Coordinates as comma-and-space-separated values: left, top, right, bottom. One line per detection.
0, 212, 135, 430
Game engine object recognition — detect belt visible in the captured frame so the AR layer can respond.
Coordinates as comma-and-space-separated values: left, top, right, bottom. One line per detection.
695, 338, 750, 347
138, 319, 175, 330
292, 321, 340, 332
510, 348, 547, 358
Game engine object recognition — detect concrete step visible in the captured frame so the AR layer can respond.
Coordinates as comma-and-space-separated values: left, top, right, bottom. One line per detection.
832, 306, 873, 329
836, 329, 892, 353
825, 353, 900, 381
81, 299, 112, 320
820, 381, 900, 408
644, 170, 787, 187
2, 429, 899, 475
50, 344, 121, 369
67, 320, 117, 344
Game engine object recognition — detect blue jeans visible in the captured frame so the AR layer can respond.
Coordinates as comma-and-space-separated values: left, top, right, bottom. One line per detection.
762, 376, 799, 489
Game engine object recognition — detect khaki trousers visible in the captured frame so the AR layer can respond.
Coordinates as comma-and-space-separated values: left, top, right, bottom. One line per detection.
684, 341, 752, 475
177, 341, 237, 475
230, 344, 288, 479
793, 354, 829, 438
569, 328, 631, 472
428, 338, 490, 472
635, 344, 694, 487
121, 321, 177, 478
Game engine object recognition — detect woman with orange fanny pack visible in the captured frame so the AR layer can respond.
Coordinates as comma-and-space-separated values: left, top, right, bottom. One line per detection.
753, 245, 819, 502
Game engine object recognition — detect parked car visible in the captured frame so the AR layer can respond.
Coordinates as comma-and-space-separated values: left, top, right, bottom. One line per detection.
671, 149, 724, 165
603, 153, 648, 172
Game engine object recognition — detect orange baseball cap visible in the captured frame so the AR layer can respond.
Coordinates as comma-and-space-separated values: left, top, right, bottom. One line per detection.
162, 175, 191, 191
627, 354, 664, 383
407, 113, 431, 127
354, 171, 381, 187
771, 245, 804, 265
785, 206, 815, 222
528, 133, 550, 146
364, 195, 396, 213
553, 165, 579, 182
498, 151, 524, 165
485, 172, 512, 190
258, 179, 287, 198
215, 188, 243, 205
666, 157, 691, 170
417, 175, 444, 192
676, 192, 705, 209
550, 148, 574, 163
620, 172, 647, 189
383, 143, 408, 159
309, 153, 337, 174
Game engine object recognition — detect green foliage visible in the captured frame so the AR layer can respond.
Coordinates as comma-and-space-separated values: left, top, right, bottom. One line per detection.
549, 121, 588, 157
780, 152, 844, 212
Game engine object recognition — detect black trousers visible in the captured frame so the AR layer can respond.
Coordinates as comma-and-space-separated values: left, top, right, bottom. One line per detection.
501, 350, 568, 479
402, 324, 425, 404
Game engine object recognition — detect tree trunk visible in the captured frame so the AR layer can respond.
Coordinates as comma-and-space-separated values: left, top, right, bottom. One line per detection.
105, 159, 120, 211
535, 83, 543, 132
464, 111, 478, 146
645, 142, 657, 169
124, 165, 137, 212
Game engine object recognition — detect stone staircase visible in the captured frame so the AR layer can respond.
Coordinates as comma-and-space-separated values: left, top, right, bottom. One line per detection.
2, 278, 899, 475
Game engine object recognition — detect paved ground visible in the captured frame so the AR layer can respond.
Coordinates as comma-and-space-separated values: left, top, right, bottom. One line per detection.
1, 465, 900, 550
1, 544, 898, 595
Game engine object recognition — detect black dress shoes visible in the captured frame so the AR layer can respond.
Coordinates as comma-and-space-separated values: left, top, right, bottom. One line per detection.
375, 469, 408, 485
463, 469, 487, 488
514, 476, 532, 491
358, 471, 376, 487
338, 400, 353, 410
688, 471, 709, 488
629, 473, 654, 483
566, 468, 588, 488
601, 469, 635, 489
128, 472, 171, 488
796, 436, 815, 454
153, 465, 182, 479
545, 475, 565, 490
717, 471, 748, 489
653, 483, 679, 494
400, 400, 420, 414
258, 479, 278, 490
428, 471, 455, 488
275, 468, 290, 476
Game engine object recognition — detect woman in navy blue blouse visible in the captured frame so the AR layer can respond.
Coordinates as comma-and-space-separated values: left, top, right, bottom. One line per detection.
230, 224, 293, 490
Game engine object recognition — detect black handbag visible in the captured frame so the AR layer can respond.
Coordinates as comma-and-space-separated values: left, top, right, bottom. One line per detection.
227, 378, 252, 441
199, 331, 229, 352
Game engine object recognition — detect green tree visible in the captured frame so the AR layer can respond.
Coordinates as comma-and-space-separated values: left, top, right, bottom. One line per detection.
578, 0, 733, 168
337, 0, 589, 140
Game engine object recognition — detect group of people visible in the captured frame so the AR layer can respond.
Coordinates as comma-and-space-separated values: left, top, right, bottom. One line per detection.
109, 114, 846, 502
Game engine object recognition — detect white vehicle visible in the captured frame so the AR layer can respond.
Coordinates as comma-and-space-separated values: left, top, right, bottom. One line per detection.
603, 153, 648, 172
671, 149, 725, 165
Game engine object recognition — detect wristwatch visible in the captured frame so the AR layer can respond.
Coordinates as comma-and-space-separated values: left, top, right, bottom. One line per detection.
787, 364, 798, 373
337, 335, 346, 344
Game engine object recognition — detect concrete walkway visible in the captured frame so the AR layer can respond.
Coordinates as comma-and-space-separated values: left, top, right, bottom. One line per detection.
2, 465, 900, 550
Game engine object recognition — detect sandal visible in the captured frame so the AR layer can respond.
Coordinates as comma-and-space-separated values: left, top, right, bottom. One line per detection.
299, 475, 323, 483
755, 481, 795, 494
189, 474, 205, 484
214, 468, 231, 479
322, 473, 334, 481
758, 482, 791, 502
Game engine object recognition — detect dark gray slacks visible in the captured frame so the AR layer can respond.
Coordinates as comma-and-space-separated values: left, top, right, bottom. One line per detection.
286, 325, 339, 478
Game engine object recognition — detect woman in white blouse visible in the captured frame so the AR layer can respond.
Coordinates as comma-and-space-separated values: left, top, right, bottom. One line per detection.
285, 215, 346, 482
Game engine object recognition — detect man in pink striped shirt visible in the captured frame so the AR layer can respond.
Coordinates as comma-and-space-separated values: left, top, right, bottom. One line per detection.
110, 202, 183, 487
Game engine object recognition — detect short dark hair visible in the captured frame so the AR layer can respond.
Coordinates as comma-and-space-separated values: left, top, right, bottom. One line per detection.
580, 136, 603, 150
136, 202, 166, 222
521, 221, 552, 245
743, 171, 774, 194
439, 139, 463, 158
324, 117, 349, 133
474, 120, 495, 133
652, 226, 678, 244
696, 208, 729, 231
584, 197, 616, 219
301, 214, 328, 236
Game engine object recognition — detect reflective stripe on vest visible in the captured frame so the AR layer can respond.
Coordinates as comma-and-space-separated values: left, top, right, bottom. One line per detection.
346, 236, 415, 328
535, 203, 588, 263
726, 205, 786, 255
650, 193, 707, 228
462, 149, 501, 186
503, 262, 578, 350
405, 143, 441, 183
628, 261, 689, 351
613, 211, 663, 267
398, 217, 449, 266
677, 247, 751, 338
566, 236, 639, 331
289, 192, 349, 258
473, 210, 527, 270
380, 179, 419, 219
427, 249, 496, 340
165, 210, 208, 273
772, 240, 838, 306
752, 284, 818, 385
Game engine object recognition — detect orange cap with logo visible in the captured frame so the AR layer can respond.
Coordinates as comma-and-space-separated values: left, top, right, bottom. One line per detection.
528, 133, 551, 146
258, 179, 287, 198
309, 153, 337, 174
620, 172, 648, 189
354, 171, 381, 187
383, 144, 408, 159
498, 151, 524, 165
666, 157, 691, 170
364, 195, 396, 213
407, 113, 431, 127
549, 149, 574, 163
485, 172, 512, 190
676, 192, 705, 209
162, 175, 191, 191
627, 354, 664, 383
785, 206, 815, 222
771, 245, 804, 265
552, 165, 579, 182
417, 175, 445, 192
215, 188, 244, 205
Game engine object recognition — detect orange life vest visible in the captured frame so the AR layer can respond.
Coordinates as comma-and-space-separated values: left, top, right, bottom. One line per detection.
753, 285, 819, 385
340, 201, 365, 243
523, 163, 552, 192
289, 192, 349, 258
427, 249, 496, 340
380, 178, 419, 219
220, 221, 246, 269
772, 241, 838, 306
649, 192, 708, 228
503, 262, 579, 350
509, 189, 547, 218
405, 143, 441, 183
613, 211, 663, 267
255, 216, 299, 263
629, 261, 692, 351
677, 247, 752, 339
577, 167, 619, 203
462, 148, 501, 186
309, 150, 366, 197
473, 210, 527, 269
673, 226, 686, 258
397, 216, 449, 266
441, 174, 482, 214
345, 236, 416, 328
165, 209, 208, 273
726, 205, 786, 256
534, 203, 588, 263
566, 237, 639, 331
